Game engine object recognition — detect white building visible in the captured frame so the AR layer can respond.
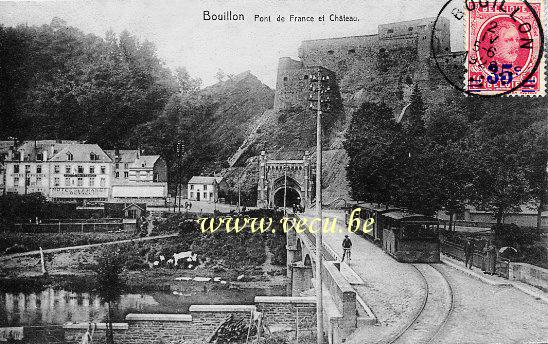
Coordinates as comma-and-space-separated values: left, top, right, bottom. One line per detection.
187, 176, 223, 202
3, 140, 79, 196
48, 144, 113, 203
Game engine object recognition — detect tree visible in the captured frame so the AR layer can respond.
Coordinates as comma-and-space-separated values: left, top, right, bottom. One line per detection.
95, 248, 126, 344
522, 121, 548, 230
215, 68, 226, 82
344, 102, 404, 205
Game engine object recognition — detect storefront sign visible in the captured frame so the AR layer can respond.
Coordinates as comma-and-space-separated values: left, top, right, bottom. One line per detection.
50, 187, 108, 198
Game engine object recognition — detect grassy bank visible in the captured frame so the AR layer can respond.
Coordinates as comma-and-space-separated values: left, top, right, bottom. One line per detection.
0, 210, 288, 292
0, 231, 137, 254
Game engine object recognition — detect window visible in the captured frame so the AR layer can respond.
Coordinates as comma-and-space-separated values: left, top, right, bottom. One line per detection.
36, 177, 42, 184
100, 178, 106, 187
283, 76, 288, 81
65, 178, 70, 186
124, 163, 129, 169
190, 185, 194, 190
304, 75, 309, 80
203, 192, 207, 198
67, 152, 73, 161
89, 166, 95, 174
13, 165, 19, 173
90, 152, 99, 161
115, 172, 120, 178
77, 166, 84, 174
348, 49, 356, 54
36, 153, 43, 161
77, 177, 83, 186
387, 29, 394, 34
204, 185, 208, 191
190, 192, 194, 199
25, 165, 30, 173
115, 163, 119, 169
124, 171, 129, 178
100, 166, 106, 174
54, 177, 60, 187
36, 165, 42, 173
408, 27, 413, 31
210, 192, 213, 198
66, 165, 71, 174
89, 177, 95, 186
327, 50, 334, 55
13, 177, 19, 186
54, 165, 60, 173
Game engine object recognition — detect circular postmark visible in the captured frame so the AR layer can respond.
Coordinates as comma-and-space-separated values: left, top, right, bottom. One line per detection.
431, 0, 545, 96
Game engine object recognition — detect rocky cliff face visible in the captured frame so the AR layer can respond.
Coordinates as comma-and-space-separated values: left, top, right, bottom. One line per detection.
201, 71, 275, 164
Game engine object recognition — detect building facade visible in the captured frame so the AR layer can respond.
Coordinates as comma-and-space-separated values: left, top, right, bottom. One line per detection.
47, 144, 113, 203
187, 176, 223, 202
1, 141, 167, 205
3, 140, 79, 197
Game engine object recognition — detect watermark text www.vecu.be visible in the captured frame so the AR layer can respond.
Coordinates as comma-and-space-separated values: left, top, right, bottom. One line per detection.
196, 209, 374, 234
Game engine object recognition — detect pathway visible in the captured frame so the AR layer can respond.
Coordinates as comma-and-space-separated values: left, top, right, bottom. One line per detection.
0, 233, 178, 261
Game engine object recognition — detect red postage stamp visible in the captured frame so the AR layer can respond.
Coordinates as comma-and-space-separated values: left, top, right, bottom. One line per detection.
465, 0, 545, 96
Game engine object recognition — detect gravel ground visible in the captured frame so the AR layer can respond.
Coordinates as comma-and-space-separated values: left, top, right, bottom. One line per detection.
302, 210, 548, 344
434, 264, 548, 344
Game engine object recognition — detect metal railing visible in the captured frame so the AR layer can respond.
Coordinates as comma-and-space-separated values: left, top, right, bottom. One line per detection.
12, 222, 125, 233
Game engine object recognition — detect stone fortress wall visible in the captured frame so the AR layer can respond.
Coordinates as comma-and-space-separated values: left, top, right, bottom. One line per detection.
274, 17, 453, 111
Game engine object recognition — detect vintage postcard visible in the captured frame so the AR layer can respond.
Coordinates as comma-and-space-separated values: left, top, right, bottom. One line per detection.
0, 0, 546, 344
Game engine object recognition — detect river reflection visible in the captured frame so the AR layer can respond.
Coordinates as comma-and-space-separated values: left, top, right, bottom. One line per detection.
0, 285, 285, 326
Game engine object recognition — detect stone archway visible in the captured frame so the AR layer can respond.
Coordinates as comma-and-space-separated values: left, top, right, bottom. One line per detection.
272, 176, 302, 207
256, 151, 314, 208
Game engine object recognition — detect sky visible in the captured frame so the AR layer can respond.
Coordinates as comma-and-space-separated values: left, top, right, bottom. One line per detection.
0, 0, 463, 88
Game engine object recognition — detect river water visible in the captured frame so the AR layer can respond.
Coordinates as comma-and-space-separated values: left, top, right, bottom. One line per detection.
0, 285, 286, 326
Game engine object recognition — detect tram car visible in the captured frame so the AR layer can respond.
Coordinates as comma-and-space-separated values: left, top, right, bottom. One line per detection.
345, 203, 401, 246
380, 210, 440, 263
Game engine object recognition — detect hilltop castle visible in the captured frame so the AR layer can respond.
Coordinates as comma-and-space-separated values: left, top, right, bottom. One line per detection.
274, 17, 460, 112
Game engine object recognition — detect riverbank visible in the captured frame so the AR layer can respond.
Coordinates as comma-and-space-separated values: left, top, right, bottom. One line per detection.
0, 233, 287, 294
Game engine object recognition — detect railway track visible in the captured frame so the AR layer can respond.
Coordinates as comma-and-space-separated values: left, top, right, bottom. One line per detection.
382, 263, 454, 344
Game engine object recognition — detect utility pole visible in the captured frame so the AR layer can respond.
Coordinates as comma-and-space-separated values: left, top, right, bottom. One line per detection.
237, 183, 241, 213
177, 141, 184, 213
309, 67, 331, 344
283, 164, 288, 216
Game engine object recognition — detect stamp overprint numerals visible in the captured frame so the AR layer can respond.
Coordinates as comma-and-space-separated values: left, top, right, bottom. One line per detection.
465, 0, 545, 96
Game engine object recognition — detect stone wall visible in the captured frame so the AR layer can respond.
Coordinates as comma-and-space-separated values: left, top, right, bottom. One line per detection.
509, 263, 548, 291
63, 300, 319, 344
255, 296, 316, 332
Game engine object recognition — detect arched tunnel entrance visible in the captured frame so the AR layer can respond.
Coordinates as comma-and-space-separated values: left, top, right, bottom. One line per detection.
273, 187, 301, 208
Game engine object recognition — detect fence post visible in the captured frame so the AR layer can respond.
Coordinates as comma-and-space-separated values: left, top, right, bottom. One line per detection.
93, 223, 96, 232
81, 223, 84, 233
58, 221, 61, 233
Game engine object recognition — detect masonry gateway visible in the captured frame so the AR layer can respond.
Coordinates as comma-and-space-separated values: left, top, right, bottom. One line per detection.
203, 10, 245, 21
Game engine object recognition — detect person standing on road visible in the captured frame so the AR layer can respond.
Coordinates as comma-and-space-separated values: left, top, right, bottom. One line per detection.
464, 237, 474, 269
341, 235, 352, 262
486, 240, 497, 275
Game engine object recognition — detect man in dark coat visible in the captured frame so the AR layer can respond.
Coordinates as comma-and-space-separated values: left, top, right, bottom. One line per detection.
341, 235, 352, 262
464, 237, 474, 269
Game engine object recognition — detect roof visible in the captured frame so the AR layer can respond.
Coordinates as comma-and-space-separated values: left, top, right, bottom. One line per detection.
14, 140, 80, 161
188, 176, 223, 185
130, 155, 161, 169
383, 210, 438, 221
356, 203, 402, 213
122, 203, 145, 211
105, 150, 140, 163
50, 144, 112, 162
